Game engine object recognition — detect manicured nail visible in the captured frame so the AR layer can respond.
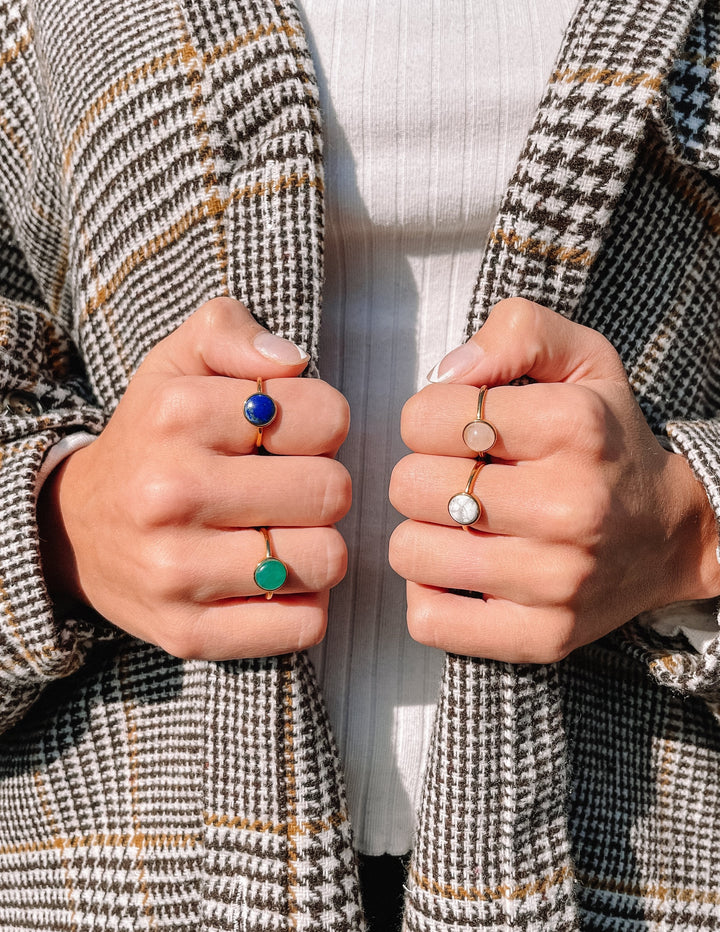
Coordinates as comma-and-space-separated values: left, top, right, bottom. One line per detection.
254, 331, 309, 364
427, 341, 481, 383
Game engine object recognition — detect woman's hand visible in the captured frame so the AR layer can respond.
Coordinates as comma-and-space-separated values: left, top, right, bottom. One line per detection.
39, 297, 351, 660
389, 299, 720, 663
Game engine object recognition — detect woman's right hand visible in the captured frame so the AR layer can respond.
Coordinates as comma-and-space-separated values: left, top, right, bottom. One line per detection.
38, 297, 351, 660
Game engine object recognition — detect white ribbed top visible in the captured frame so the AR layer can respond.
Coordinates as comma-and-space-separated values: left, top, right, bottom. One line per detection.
301, 0, 577, 855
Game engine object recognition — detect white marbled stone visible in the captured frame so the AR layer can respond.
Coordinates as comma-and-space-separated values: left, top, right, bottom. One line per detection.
448, 492, 480, 526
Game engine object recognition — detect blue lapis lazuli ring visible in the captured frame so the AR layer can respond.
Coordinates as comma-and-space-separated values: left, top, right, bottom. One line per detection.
243, 378, 277, 448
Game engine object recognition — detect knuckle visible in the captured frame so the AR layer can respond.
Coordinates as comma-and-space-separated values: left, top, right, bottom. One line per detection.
399, 398, 414, 445
488, 298, 545, 365
319, 461, 352, 523
195, 296, 235, 334
308, 383, 351, 451
148, 379, 201, 437
297, 530, 346, 590
586, 325, 623, 370
319, 528, 348, 589
133, 468, 197, 528
139, 538, 192, 602
406, 599, 440, 649
326, 388, 351, 447
296, 609, 328, 650
551, 559, 592, 608
159, 622, 209, 661
388, 521, 422, 579
531, 542, 594, 608
532, 613, 576, 664
575, 491, 609, 543
559, 484, 610, 544
191, 297, 247, 362
490, 297, 539, 332
399, 390, 430, 446
572, 387, 610, 457
388, 456, 413, 513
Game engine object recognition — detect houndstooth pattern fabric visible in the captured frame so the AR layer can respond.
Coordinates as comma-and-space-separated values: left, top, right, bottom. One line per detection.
3, 0, 720, 929
406, 0, 720, 929
0, 0, 362, 928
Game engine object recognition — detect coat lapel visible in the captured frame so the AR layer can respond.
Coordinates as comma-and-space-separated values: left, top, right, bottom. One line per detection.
467, 0, 703, 335
405, 2, 703, 930
25, 0, 360, 924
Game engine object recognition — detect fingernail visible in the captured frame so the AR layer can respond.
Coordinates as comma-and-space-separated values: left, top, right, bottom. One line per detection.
254, 331, 309, 364
427, 341, 480, 383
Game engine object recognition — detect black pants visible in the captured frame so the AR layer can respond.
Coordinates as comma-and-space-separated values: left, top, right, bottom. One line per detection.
358, 853, 410, 932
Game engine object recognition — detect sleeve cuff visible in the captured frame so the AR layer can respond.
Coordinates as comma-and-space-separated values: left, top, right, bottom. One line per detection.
644, 599, 720, 653
622, 418, 720, 697
35, 432, 96, 498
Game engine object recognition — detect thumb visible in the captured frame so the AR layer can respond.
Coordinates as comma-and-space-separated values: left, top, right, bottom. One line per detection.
143, 296, 310, 379
427, 298, 626, 387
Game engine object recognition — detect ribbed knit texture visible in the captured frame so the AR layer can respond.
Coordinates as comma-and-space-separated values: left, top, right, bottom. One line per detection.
300, 0, 577, 856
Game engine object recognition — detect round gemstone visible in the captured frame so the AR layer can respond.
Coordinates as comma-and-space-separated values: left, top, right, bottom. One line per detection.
254, 557, 288, 592
244, 392, 277, 427
448, 492, 481, 526
463, 419, 497, 454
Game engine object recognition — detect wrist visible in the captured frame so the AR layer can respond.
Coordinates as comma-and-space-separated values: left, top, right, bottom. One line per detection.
37, 453, 85, 605
662, 451, 720, 606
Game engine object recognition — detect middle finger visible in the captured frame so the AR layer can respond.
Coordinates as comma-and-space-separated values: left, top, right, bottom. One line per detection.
390, 452, 589, 540
184, 454, 352, 528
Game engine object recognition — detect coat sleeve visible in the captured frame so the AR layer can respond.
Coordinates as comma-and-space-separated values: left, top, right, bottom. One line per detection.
0, 229, 119, 735
622, 417, 720, 701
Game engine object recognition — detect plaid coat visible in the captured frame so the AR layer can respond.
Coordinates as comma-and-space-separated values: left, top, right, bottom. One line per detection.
1, 0, 720, 928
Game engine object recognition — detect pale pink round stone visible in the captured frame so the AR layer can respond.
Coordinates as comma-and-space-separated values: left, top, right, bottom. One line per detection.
463, 419, 496, 453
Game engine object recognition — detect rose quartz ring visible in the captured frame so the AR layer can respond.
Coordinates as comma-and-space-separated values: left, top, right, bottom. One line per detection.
462, 385, 497, 454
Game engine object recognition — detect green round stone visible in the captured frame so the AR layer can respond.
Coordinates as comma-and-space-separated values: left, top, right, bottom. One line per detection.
254, 557, 288, 592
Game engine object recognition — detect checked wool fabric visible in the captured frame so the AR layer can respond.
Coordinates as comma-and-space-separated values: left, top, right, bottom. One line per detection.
406, 0, 720, 929
0, 0, 359, 929
2, 0, 720, 929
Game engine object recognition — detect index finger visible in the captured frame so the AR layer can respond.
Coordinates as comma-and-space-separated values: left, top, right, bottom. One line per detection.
160, 375, 350, 457
400, 381, 600, 461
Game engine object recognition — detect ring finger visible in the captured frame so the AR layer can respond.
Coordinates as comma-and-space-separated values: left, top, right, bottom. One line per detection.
390, 453, 582, 539
176, 526, 348, 602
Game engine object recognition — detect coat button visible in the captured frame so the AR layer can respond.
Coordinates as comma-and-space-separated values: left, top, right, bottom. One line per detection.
1, 390, 45, 416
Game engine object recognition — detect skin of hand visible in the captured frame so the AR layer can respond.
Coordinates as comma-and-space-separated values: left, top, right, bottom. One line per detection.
38, 297, 351, 660
389, 298, 720, 663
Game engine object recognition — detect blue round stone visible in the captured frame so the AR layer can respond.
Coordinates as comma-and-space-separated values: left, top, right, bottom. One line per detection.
243, 392, 277, 427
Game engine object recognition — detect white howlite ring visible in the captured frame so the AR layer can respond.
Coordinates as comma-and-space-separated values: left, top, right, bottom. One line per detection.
448, 458, 487, 529
448, 491, 481, 526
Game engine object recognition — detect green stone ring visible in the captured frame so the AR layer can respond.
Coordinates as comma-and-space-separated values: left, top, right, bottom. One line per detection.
254, 528, 288, 599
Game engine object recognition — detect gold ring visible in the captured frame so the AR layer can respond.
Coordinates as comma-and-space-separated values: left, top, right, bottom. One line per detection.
243, 378, 278, 448
448, 457, 487, 529
462, 385, 497, 454
253, 528, 288, 599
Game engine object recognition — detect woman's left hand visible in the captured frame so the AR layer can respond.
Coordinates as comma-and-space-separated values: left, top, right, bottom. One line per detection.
389, 298, 720, 662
